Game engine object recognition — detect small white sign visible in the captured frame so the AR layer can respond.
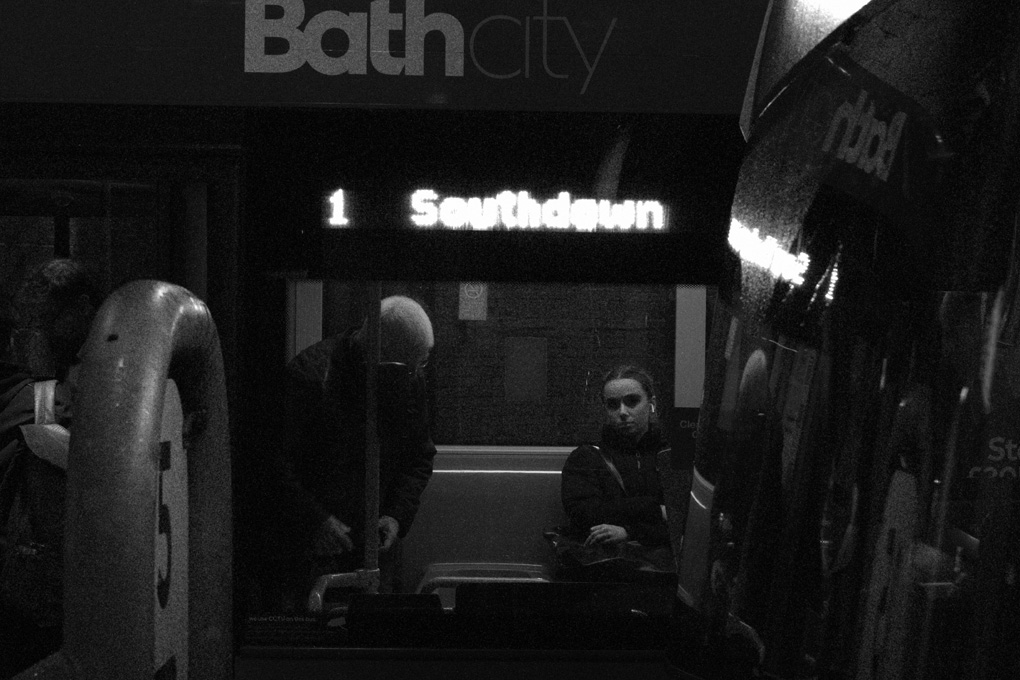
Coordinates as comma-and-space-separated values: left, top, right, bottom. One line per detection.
458, 282, 488, 320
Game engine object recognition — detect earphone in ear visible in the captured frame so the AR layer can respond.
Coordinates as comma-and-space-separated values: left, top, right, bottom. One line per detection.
650, 404, 656, 413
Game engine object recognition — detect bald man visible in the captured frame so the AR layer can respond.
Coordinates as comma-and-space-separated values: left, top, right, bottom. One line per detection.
263, 296, 436, 600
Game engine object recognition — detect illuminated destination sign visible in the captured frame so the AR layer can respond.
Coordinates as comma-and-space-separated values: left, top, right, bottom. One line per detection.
327, 189, 351, 227
323, 188, 666, 231
410, 190, 666, 231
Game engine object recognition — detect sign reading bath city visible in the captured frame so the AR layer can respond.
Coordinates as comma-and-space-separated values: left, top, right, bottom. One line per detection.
325, 188, 668, 231
0, 0, 768, 112
247, 0, 616, 95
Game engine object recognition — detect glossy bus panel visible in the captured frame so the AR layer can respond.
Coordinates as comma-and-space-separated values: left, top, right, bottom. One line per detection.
677, 3, 1020, 679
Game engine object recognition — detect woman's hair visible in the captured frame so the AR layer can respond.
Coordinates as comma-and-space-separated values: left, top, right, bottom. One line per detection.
600, 364, 657, 401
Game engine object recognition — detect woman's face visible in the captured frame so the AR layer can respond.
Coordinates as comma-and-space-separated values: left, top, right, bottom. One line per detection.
602, 378, 655, 440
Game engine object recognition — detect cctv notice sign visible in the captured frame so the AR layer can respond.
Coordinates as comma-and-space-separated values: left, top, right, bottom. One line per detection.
0, 0, 767, 112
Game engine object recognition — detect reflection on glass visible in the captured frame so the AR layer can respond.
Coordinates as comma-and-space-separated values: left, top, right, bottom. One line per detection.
239, 281, 693, 650
694, 257, 1019, 678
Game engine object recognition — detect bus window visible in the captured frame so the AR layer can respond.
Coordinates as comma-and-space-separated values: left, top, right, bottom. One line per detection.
232, 107, 743, 651
238, 278, 713, 649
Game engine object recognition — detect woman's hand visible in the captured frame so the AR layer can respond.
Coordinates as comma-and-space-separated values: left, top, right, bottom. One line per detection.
584, 523, 628, 547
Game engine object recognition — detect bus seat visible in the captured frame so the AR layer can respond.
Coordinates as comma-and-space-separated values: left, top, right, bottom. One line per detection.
401, 446, 571, 588
415, 562, 552, 610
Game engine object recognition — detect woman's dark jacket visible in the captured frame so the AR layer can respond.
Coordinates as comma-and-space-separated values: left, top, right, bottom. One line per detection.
561, 424, 670, 546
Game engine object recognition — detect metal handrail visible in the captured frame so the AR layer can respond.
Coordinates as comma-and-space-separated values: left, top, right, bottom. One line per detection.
18, 280, 231, 680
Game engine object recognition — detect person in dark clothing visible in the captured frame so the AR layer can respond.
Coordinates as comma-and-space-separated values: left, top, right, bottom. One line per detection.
0, 260, 102, 678
0, 313, 40, 680
255, 295, 436, 606
0, 307, 33, 465
11, 259, 102, 381
561, 365, 670, 548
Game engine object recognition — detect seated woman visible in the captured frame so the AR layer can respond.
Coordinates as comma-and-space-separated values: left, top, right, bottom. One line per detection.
560, 365, 670, 556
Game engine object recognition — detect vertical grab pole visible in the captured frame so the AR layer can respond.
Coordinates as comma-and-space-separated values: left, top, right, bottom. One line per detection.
304, 282, 383, 612
363, 281, 381, 593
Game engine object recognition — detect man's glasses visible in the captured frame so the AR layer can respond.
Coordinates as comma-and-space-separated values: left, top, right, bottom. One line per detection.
379, 360, 428, 380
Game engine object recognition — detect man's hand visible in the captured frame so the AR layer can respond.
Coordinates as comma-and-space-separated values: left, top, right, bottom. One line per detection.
584, 523, 628, 547
312, 515, 354, 556
378, 515, 400, 551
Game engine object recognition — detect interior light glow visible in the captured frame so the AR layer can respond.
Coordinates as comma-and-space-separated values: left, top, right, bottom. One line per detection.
728, 218, 809, 285
326, 189, 350, 227
798, 0, 869, 28
409, 189, 665, 231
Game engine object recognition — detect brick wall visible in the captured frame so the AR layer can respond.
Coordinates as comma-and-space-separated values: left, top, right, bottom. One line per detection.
1, 215, 54, 315
318, 281, 676, 446
428, 282, 675, 446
